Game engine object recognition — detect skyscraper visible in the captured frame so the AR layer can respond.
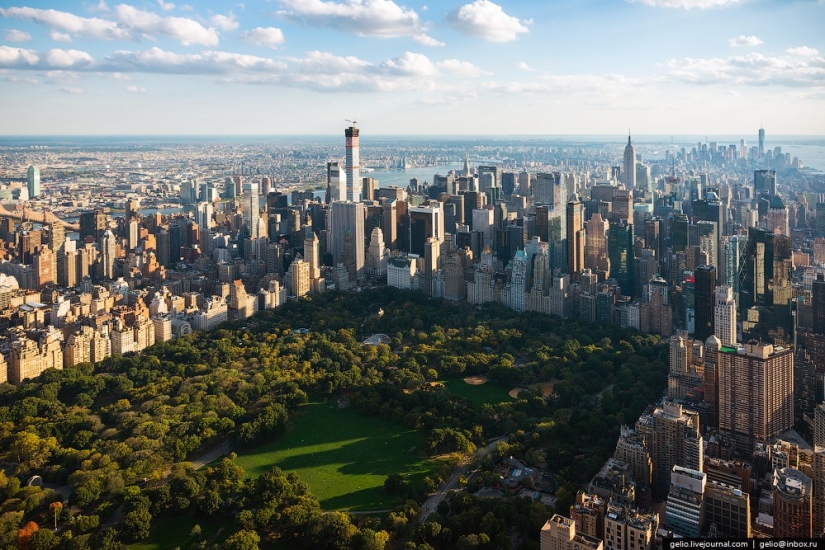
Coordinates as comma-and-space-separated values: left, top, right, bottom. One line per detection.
242, 181, 260, 239
327, 161, 346, 203
758, 126, 765, 158
608, 220, 634, 298
27, 165, 40, 199
566, 194, 585, 277
754, 169, 777, 196
328, 201, 365, 281
694, 265, 717, 343
101, 229, 117, 280
623, 134, 636, 190
718, 341, 793, 449
345, 124, 360, 202
714, 286, 736, 347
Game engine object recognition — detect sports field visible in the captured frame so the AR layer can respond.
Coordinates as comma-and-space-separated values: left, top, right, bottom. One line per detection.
234, 401, 435, 511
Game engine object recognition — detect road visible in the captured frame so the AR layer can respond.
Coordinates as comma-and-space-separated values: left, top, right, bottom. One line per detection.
419, 436, 506, 522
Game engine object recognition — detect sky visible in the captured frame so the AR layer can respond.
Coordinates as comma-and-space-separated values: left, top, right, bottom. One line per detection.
0, 0, 823, 136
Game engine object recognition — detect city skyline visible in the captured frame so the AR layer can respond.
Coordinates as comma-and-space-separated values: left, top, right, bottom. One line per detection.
0, 0, 822, 135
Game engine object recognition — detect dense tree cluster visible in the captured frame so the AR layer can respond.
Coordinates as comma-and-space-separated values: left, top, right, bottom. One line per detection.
0, 287, 666, 549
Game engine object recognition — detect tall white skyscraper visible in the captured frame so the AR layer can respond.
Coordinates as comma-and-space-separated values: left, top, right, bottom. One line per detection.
623, 134, 636, 190
27, 165, 40, 199
345, 125, 360, 202
243, 181, 260, 239
759, 126, 765, 158
101, 230, 116, 280
714, 285, 736, 347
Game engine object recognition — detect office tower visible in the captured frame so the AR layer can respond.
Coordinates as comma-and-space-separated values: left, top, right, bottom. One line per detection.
813, 273, 825, 335
694, 265, 717, 342
740, 227, 794, 339
326, 161, 346, 203
623, 134, 636, 190
773, 468, 813, 538
767, 195, 789, 236
665, 466, 705, 538
518, 170, 531, 196
501, 172, 517, 196
79, 209, 107, 242
636, 249, 658, 299
409, 203, 445, 256
362, 177, 376, 203
759, 126, 765, 158
472, 207, 495, 249
754, 169, 777, 196
714, 286, 736, 347
443, 247, 472, 301
608, 220, 634, 298
328, 201, 365, 281
547, 209, 567, 273
242, 181, 260, 239
125, 199, 140, 222
692, 193, 725, 272
477, 165, 501, 193
100, 229, 116, 280
566, 194, 585, 277
636, 163, 652, 194
585, 213, 610, 274
539, 515, 602, 550
345, 125, 360, 202
814, 448, 825, 537
704, 481, 751, 538
27, 165, 40, 199
535, 172, 564, 207
717, 341, 793, 449
723, 235, 746, 306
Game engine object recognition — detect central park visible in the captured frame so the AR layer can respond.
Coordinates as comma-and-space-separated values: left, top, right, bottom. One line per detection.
0, 287, 668, 550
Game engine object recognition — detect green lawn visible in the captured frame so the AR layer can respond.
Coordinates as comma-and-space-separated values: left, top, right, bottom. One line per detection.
131, 511, 230, 550
442, 378, 514, 408
234, 401, 435, 511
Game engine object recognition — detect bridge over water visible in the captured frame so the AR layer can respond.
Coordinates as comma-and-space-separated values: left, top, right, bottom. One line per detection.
0, 204, 80, 231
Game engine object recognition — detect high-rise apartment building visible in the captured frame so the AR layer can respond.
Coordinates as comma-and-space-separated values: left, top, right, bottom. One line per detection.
567, 194, 585, 277
345, 125, 360, 202
101, 230, 117, 280
703, 481, 751, 538
773, 468, 813, 538
540, 515, 603, 550
717, 341, 793, 449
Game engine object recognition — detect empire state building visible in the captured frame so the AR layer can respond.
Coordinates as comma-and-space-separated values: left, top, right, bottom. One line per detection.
623, 133, 636, 191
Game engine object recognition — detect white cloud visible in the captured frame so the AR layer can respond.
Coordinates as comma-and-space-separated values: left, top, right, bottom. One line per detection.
45, 48, 94, 68
667, 52, 825, 87
125, 84, 145, 92
240, 27, 285, 48
49, 31, 72, 42
59, 86, 86, 93
0, 6, 131, 40
5, 75, 39, 84
157, 0, 175, 11
277, 0, 438, 45
0, 45, 39, 67
3, 29, 31, 42
786, 46, 819, 57
380, 51, 437, 76
209, 13, 239, 31
112, 71, 131, 80
728, 35, 762, 47
627, 0, 740, 7
447, 0, 530, 43
413, 34, 444, 47
437, 58, 490, 77
112, 5, 220, 46
0, 5, 220, 46
517, 61, 534, 72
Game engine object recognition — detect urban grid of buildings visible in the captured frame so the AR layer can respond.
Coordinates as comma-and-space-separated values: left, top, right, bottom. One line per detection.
0, 126, 823, 544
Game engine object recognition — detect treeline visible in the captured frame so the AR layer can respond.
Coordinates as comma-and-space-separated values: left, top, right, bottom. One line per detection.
0, 287, 666, 549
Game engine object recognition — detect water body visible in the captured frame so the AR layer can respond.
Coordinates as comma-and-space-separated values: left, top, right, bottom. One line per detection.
365, 164, 464, 189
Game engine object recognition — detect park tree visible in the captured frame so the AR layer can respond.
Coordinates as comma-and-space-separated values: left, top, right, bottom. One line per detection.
224, 529, 260, 550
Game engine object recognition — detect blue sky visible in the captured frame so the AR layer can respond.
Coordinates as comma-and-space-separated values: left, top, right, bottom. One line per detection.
0, 0, 822, 135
